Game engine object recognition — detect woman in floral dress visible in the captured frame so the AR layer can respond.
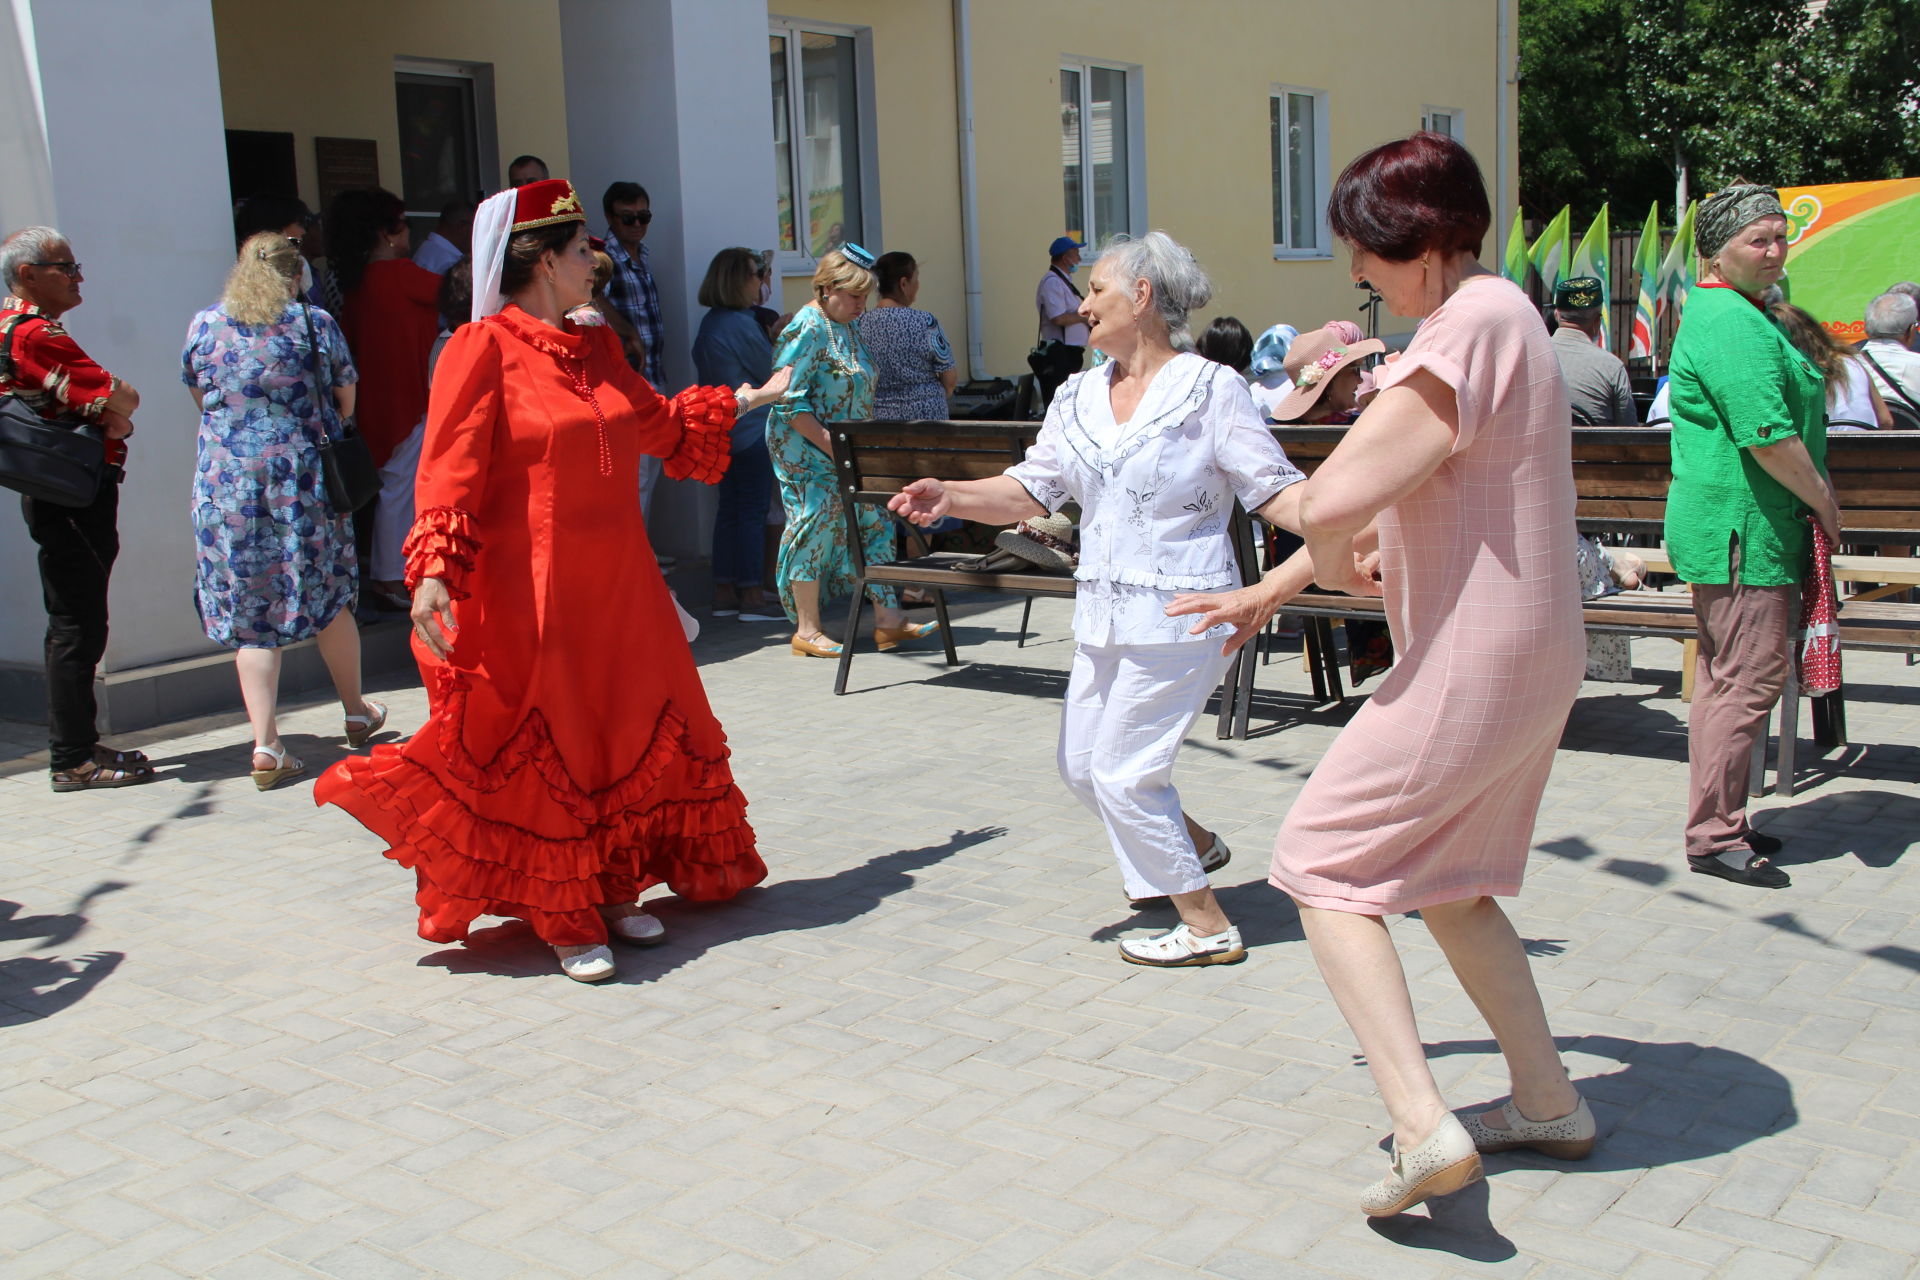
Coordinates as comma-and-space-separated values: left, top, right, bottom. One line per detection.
181, 233, 383, 790
766, 246, 937, 658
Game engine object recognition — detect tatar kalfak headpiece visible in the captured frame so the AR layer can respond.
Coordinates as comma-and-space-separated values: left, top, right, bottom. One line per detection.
470, 178, 589, 323
511, 179, 586, 232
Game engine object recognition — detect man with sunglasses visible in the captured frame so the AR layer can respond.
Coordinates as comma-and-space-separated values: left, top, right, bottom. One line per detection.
601, 181, 671, 541
0, 226, 151, 791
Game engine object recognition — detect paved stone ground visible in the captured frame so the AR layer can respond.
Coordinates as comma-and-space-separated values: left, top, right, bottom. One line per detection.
3, 582, 1919, 1279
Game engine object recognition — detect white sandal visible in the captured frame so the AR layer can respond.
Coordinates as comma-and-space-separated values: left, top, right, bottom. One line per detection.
555, 944, 616, 983
1360, 1113, 1484, 1217
345, 701, 388, 749
1118, 922, 1246, 967
250, 743, 306, 791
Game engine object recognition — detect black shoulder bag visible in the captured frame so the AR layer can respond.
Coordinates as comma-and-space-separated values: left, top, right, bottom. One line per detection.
1859, 347, 1920, 429
0, 313, 108, 506
300, 302, 379, 513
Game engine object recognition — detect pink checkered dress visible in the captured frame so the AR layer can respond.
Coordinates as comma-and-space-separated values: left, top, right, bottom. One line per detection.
1271, 277, 1585, 913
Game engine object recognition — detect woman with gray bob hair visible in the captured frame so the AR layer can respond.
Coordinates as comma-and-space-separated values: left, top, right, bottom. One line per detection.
1096, 231, 1213, 351
890, 229, 1315, 969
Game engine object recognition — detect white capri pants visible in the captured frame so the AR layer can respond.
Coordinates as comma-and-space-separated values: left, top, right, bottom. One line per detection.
372, 420, 425, 583
1058, 640, 1233, 899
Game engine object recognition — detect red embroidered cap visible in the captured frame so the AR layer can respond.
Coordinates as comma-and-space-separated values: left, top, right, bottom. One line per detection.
512, 179, 586, 232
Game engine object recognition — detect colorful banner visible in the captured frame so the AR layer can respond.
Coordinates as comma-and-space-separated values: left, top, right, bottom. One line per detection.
1529, 206, 1571, 293
1656, 202, 1696, 328
1629, 203, 1660, 363
1777, 178, 1920, 342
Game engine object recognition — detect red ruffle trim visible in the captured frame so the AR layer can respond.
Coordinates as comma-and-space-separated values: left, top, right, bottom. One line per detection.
663, 386, 736, 484
403, 506, 481, 599
316, 681, 766, 944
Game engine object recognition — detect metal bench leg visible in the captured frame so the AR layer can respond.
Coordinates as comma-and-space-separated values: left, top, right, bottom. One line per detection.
1747, 719, 1768, 798
1234, 631, 1259, 740
833, 587, 868, 696
1680, 637, 1698, 703
1319, 618, 1347, 704
932, 589, 959, 666
1775, 666, 1799, 799
1304, 618, 1328, 702
1017, 597, 1033, 648
1216, 655, 1240, 739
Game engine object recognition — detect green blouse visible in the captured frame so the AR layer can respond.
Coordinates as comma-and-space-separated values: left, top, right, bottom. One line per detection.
1664, 285, 1828, 586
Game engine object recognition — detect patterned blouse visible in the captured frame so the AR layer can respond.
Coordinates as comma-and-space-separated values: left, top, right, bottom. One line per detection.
857, 304, 955, 420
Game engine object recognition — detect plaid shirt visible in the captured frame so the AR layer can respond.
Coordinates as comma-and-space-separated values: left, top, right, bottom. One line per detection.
0, 295, 126, 466
603, 234, 665, 386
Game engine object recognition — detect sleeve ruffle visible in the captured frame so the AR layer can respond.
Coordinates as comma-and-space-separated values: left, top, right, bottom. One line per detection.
403, 506, 482, 598
663, 385, 737, 485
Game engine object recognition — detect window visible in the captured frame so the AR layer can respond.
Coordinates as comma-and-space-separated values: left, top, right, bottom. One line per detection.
1270, 87, 1329, 258
769, 21, 872, 263
394, 59, 497, 243
1422, 108, 1463, 139
1060, 60, 1139, 248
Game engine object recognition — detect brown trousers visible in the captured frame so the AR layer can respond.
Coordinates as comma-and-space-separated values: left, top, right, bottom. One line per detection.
1686, 567, 1797, 857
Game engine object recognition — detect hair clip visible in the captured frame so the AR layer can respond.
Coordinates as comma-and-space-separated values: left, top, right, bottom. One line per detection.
840, 242, 877, 270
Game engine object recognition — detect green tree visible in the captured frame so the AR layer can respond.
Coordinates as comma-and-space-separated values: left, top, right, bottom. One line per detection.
1521, 0, 1920, 218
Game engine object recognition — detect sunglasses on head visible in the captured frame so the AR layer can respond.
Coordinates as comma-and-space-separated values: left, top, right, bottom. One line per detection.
616, 210, 653, 227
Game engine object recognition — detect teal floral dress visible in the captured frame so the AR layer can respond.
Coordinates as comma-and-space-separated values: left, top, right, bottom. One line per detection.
767, 305, 897, 621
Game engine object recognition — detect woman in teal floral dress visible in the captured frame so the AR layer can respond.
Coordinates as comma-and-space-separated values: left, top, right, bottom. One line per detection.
181, 233, 382, 789
767, 247, 938, 657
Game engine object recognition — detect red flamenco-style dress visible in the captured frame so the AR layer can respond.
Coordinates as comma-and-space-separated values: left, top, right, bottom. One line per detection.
316, 303, 766, 946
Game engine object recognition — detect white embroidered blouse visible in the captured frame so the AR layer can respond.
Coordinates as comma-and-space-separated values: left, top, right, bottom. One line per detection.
1005, 351, 1305, 646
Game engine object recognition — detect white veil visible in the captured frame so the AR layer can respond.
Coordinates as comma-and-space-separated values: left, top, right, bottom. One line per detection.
470, 187, 517, 323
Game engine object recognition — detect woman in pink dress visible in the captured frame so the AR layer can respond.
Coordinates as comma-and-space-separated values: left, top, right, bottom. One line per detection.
1172, 134, 1590, 1216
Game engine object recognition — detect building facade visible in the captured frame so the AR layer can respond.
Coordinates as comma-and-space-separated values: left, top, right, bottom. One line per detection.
0, 0, 1516, 728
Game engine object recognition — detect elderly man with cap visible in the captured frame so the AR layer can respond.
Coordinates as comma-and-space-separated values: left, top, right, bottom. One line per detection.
1550, 276, 1635, 426
1665, 182, 1842, 892
1031, 235, 1088, 407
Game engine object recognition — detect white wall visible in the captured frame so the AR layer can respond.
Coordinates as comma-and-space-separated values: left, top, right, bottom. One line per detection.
1, 0, 236, 674
558, 0, 778, 559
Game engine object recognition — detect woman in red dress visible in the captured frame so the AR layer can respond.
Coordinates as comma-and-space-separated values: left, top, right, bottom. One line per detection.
317, 180, 789, 982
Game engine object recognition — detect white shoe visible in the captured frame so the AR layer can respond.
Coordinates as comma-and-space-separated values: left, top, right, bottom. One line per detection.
604, 909, 667, 947
1360, 1112, 1484, 1217
555, 944, 616, 982
1118, 922, 1246, 967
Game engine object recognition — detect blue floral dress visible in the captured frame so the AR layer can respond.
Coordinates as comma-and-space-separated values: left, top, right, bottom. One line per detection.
181, 301, 359, 648
766, 305, 897, 622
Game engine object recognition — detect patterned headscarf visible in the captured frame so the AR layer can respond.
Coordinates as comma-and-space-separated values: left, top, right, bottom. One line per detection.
1693, 184, 1786, 263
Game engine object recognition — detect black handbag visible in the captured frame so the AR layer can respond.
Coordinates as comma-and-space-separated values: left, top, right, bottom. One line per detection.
300, 302, 380, 513
0, 313, 107, 507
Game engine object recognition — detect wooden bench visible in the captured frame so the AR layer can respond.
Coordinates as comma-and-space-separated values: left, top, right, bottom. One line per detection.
824, 419, 1267, 717
1258, 427, 1920, 792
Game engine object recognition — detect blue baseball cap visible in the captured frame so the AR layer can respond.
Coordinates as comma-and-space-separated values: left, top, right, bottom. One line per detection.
1049, 236, 1085, 258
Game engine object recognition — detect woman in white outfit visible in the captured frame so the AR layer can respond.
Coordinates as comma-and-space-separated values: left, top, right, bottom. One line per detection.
891, 232, 1311, 966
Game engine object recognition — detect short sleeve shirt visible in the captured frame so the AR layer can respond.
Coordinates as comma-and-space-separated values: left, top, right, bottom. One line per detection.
1665, 285, 1828, 586
1036, 269, 1088, 346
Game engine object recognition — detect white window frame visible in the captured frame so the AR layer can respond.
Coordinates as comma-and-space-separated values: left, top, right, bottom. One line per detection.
1422, 106, 1465, 140
1058, 56, 1147, 254
1271, 85, 1331, 261
392, 56, 499, 220
768, 16, 881, 275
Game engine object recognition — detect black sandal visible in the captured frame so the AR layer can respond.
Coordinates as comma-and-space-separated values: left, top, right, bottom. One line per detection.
51, 758, 156, 792
1687, 852, 1790, 889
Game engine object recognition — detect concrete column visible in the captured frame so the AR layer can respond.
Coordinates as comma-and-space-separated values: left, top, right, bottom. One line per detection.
0, 0, 236, 718
557, 0, 778, 562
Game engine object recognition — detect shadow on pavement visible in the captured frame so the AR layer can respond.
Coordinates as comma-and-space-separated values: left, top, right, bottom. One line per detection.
1428, 1034, 1797, 1175
0, 882, 130, 1025
416, 825, 1011, 984
1367, 1175, 1517, 1262
1763, 789, 1920, 866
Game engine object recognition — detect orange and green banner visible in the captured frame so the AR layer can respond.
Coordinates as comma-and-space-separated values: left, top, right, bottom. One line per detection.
1778, 178, 1920, 342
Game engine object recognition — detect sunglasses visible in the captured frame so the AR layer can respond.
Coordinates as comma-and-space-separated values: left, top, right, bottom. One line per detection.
615, 210, 653, 227
32, 261, 81, 277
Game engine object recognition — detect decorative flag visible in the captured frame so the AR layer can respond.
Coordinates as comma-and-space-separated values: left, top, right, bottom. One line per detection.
1570, 204, 1611, 348
1656, 202, 1697, 327
1529, 206, 1571, 293
1629, 202, 1661, 364
1501, 206, 1530, 283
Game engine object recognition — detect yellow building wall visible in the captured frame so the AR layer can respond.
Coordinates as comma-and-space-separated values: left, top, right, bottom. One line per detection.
777, 0, 1516, 381
211, 0, 569, 215
772, 0, 967, 373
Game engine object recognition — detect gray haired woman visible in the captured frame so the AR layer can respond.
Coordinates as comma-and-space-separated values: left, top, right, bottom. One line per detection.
891, 232, 1314, 966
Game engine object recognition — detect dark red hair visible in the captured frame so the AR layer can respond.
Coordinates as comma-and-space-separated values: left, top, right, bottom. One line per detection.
1327, 132, 1490, 262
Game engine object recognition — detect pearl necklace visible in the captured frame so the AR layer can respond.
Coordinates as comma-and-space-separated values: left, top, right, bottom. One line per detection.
561, 355, 614, 477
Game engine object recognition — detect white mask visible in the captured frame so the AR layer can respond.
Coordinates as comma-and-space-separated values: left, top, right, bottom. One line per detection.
298, 258, 314, 295
757, 276, 774, 307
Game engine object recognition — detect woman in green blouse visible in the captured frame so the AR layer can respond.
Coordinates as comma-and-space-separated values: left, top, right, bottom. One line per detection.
1665, 184, 1842, 891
